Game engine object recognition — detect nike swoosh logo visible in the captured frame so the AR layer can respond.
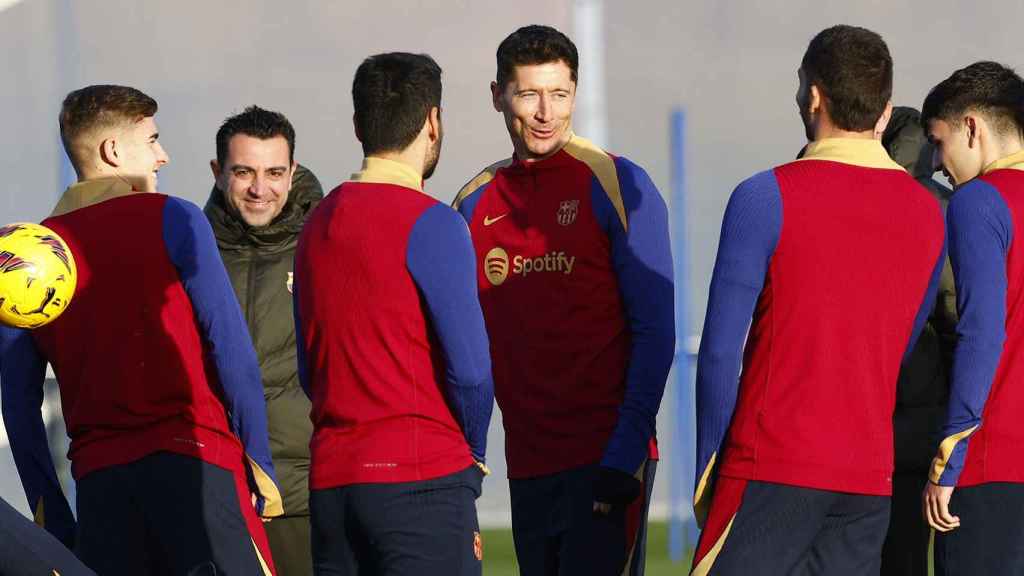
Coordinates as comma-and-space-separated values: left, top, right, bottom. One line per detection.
483, 213, 508, 226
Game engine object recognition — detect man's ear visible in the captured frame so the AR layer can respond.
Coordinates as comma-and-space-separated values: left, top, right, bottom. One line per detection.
99, 138, 120, 168
352, 113, 362, 143
965, 116, 979, 149
210, 159, 221, 180
491, 81, 503, 113
426, 106, 441, 143
808, 84, 823, 118
288, 161, 298, 191
874, 101, 893, 139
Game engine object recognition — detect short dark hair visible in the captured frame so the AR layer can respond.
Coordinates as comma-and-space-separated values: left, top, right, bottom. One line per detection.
921, 61, 1024, 137
216, 105, 296, 166
800, 25, 893, 132
59, 84, 158, 172
352, 52, 442, 156
496, 25, 578, 88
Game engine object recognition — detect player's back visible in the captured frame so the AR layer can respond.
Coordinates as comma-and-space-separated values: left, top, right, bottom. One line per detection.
295, 173, 473, 489
33, 186, 239, 479
721, 140, 945, 495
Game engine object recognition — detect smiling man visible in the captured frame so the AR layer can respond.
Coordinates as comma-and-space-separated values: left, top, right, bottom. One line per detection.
920, 61, 1024, 576
0, 85, 281, 575
205, 105, 323, 576
453, 25, 674, 576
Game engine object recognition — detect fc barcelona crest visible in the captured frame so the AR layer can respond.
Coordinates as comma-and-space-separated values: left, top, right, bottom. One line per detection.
557, 200, 579, 226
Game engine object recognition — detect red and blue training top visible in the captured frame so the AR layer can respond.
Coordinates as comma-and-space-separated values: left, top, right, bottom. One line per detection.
929, 150, 1024, 487
453, 134, 675, 479
293, 158, 493, 490
695, 139, 945, 511
0, 178, 281, 546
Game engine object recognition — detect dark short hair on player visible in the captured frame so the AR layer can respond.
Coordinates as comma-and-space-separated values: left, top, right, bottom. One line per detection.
800, 25, 893, 132
59, 84, 158, 173
921, 61, 1024, 137
216, 105, 296, 166
352, 52, 442, 156
496, 25, 578, 88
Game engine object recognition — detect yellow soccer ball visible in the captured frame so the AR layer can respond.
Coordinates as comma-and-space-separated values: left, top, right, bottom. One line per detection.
0, 223, 76, 329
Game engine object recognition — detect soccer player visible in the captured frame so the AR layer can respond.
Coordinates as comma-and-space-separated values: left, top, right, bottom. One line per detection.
0, 84, 281, 575
294, 53, 493, 575
920, 61, 1024, 576
206, 105, 323, 576
692, 26, 945, 575
452, 25, 674, 575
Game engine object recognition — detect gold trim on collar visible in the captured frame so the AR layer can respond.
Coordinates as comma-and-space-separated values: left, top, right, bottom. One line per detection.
797, 138, 904, 171
50, 177, 140, 218
982, 149, 1024, 175
350, 157, 423, 192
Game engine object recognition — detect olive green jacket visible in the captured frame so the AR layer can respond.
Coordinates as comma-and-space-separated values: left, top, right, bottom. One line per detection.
204, 165, 323, 515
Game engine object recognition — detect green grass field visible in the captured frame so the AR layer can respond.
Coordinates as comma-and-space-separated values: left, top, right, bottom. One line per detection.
481, 521, 690, 576
482, 522, 936, 575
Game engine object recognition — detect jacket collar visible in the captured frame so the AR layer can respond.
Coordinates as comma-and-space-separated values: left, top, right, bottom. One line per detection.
982, 149, 1024, 174
350, 157, 423, 191
51, 177, 143, 217
798, 138, 905, 171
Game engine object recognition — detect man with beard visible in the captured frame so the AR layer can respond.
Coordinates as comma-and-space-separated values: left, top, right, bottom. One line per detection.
293, 52, 494, 576
205, 105, 324, 575
452, 25, 674, 576
692, 26, 945, 575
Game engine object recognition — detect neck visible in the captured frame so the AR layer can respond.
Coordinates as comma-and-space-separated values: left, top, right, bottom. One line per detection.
813, 120, 875, 142
983, 136, 1024, 168
370, 142, 426, 178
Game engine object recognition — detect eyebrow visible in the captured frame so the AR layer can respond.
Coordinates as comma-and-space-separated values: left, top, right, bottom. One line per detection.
149, 133, 159, 141
230, 164, 290, 172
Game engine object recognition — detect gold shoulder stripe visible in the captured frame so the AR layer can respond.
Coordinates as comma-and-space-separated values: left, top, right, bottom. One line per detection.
693, 452, 717, 527
691, 513, 736, 576
929, 425, 979, 484
247, 455, 284, 517
563, 135, 628, 232
453, 158, 512, 209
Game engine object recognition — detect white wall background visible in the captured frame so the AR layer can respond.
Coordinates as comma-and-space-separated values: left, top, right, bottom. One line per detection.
1, 0, 1023, 528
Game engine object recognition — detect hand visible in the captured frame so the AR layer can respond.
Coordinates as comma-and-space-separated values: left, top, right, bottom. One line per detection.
592, 466, 641, 515
923, 482, 959, 532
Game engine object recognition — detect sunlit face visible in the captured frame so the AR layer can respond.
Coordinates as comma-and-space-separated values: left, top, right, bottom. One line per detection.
493, 61, 575, 161
927, 118, 981, 189
117, 116, 169, 192
214, 134, 295, 227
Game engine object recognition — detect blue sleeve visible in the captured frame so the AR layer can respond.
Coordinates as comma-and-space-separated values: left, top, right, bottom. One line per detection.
162, 197, 282, 516
406, 203, 494, 463
593, 158, 676, 475
930, 180, 1011, 486
454, 182, 488, 225
694, 170, 781, 510
0, 327, 75, 547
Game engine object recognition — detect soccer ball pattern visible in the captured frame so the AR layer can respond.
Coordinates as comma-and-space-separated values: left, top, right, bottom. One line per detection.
0, 223, 76, 329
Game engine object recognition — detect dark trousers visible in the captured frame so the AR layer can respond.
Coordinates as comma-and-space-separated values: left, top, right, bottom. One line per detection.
0, 495, 94, 576
310, 465, 483, 576
75, 451, 271, 576
509, 461, 657, 576
266, 515, 313, 576
880, 471, 930, 576
693, 478, 890, 576
935, 482, 1024, 576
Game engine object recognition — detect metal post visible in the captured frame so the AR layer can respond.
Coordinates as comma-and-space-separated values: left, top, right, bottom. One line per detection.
669, 107, 697, 562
